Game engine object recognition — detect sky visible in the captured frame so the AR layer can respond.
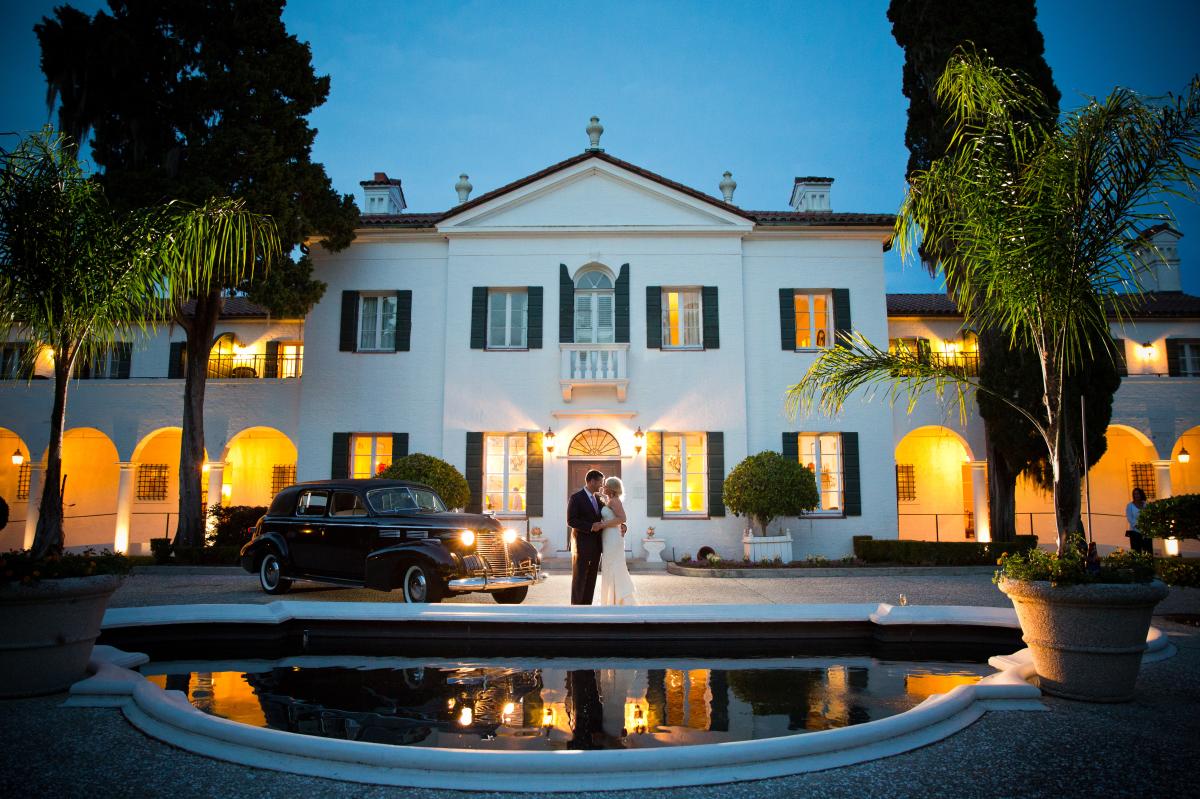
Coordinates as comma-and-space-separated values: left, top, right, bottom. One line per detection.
2, 0, 1199, 294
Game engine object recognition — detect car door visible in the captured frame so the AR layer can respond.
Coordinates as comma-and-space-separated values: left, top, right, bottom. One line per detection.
286, 489, 331, 573
326, 490, 376, 578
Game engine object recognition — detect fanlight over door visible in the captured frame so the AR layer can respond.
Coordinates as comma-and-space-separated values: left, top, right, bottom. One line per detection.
567, 428, 621, 458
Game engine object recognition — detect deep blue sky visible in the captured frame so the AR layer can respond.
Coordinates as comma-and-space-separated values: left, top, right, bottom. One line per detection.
3, 0, 1198, 293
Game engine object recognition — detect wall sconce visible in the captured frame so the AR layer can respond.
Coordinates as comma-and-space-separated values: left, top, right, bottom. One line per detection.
634, 426, 644, 455
11, 449, 24, 466
1180, 447, 1191, 464
545, 426, 555, 453
1138, 341, 1156, 360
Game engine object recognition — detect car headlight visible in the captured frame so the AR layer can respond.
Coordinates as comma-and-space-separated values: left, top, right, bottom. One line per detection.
502, 528, 518, 544
460, 529, 475, 547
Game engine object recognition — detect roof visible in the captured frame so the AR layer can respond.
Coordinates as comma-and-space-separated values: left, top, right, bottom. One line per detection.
179, 296, 273, 319
794, 176, 834, 183
359, 151, 894, 229
886, 292, 1200, 319
360, 171, 403, 187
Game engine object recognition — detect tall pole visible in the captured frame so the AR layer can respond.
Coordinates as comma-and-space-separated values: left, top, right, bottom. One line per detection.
1081, 395, 1093, 544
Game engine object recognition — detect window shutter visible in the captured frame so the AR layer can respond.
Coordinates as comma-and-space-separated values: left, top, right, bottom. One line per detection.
702, 286, 720, 349
646, 286, 662, 349
526, 431, 544, 517
574, 293, 593, 343
597, 294, 614, 342
465, 432, 484, 513
168, 342, 186, 379
779, 288, 796, 350
646, 431, 663, 517
1112, 338, 1128, 378
781, 431, 798, 462
527, 286, 543, 349
1166, 339, 1181, 377
470, 288, 488, 349
391, 432, 409, 459
832, 288, 852, 345
264, 341, 280, 378
615, 263, 630, 343
559, 264, 574, 344
112, 342, 131, 379
707, 432, 725, 517
842, 432, 861, 516
331, 433, 350, 479
339, 291, 359, 352
394, 290, 412, 351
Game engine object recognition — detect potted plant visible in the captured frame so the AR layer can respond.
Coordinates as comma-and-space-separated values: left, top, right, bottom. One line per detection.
527, 526, 545, 555
723, 451, 818, 562
641, 526, 666, 563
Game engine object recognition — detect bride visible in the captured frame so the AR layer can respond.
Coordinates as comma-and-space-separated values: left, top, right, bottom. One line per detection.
595, 476, 638, 606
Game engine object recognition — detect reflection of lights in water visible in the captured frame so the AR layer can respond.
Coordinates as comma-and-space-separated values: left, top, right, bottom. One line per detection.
503, 702, 516, 716
446, 697, 456, 710
541, 705, 555, 737
458, 706, 473, 726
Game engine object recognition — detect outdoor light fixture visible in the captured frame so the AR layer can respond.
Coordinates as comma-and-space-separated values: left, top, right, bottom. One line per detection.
634, 426, 644, 454
11, 449, 23, 466
1139, 342, 1156, 360
1180, 447, 1191, 464
545, 426, 555, 453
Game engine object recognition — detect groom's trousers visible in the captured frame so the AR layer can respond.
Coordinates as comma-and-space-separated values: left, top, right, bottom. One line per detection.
570, 529, 602, 605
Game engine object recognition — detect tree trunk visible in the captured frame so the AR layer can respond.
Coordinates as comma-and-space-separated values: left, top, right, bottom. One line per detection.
175, 289, 221, 549
1041, 349, 1081, 555
32, 345, 74, 558
985, 430, 1020, 542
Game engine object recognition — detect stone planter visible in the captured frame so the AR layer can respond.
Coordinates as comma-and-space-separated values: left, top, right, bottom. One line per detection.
743, 533, 793, 563
642, 538, 666, 562
0, 574, 123, 697
998, 577, 1169, 702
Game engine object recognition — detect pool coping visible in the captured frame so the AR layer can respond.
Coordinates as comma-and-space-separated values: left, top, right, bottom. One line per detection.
66, 603, 1176, 792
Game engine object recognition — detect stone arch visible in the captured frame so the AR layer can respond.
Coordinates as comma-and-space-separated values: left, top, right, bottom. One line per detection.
568, 428, 622, 458
1171, 425, 1199, 496
571, 261, 616, 284
0, 428, 33, 550
894, 425, 974, 541
54, 427, 120, 550
220, 426, 298, 507
1107, 423, 1159, 458
129, 427, 209, 549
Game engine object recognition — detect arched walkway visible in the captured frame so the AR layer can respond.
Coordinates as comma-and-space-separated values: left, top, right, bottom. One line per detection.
894, 426, 974, 541
220, 427, 297, 508
128, 428, 209, 551
1075, 425, 1161, 553
52, 428, 120, 551
0, 428, 32, 550
1170, 426, 1199, 496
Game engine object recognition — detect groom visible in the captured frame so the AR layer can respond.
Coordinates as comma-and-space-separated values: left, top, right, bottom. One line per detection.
567, 469, 606, 605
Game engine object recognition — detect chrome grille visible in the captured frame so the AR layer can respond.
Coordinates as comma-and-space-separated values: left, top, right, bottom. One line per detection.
474, 530, 513, 575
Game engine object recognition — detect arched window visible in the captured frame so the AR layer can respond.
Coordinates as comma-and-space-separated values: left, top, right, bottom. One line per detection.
568, 428, 621, 457
209, 332, 239, 379
574, 269, 615, 344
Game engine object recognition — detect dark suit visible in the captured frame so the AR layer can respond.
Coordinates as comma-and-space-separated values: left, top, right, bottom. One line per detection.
568, 486, 603, 605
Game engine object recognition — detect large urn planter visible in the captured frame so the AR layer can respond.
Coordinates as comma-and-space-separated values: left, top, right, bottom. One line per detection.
998, 577, 1168, 702
0, 574, 124, 698
743, 533, 793, 563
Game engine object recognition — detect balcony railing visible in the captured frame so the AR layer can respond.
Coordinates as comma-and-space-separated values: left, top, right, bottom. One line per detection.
560, 343, 629, 401
928, 352, 979, 376
207, 354, 303, 380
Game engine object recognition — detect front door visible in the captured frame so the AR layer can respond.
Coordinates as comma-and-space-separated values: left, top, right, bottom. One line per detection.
566, 459, 621, 546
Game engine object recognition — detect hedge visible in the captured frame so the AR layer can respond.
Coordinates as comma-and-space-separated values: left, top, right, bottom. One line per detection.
852, 535, 1038, 566
1137, 494, 1200, 540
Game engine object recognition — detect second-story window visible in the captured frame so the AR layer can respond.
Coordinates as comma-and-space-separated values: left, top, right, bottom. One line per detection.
1181, 341, 1200, 376
1, 343, 28, 380
575, 271, 614, 344
794, 291, 832, 349
661, 289, 702, 349
359, 294, 397, 351
488, 289, 528, 349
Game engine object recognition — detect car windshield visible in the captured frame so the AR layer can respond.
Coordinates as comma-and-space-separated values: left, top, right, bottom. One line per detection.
366, 486, 447, 514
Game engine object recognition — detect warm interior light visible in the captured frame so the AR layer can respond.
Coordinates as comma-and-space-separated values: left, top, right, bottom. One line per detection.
460, 529, 475, 547
220, 484, 232, 499
502, 528, 518, 544
11, 449, 23, 466
545, 426, 555, 453
1180, 448, 1191, 464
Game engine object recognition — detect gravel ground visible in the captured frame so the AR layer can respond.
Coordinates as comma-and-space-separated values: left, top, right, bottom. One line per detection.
3, 570, 1198, 798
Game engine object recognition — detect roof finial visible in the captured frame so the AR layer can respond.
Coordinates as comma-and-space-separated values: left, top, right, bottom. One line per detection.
455, 173, 472, 204
586, 116, 604, 152
719, 171, 736, 203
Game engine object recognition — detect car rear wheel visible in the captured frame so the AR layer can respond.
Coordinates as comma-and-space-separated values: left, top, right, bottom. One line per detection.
259, 552, 292, 595
400, 562, 442, 603
492, 586, 528, 604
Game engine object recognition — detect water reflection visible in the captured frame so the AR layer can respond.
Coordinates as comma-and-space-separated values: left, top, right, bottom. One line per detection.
143, 657, 989, 750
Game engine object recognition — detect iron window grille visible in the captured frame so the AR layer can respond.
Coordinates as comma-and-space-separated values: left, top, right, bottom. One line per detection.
271, 464, 297, 495
1129, 462, 1157, 500
895, 464, 917, 502
16, 462, 31, 500
136, 464, 170, 501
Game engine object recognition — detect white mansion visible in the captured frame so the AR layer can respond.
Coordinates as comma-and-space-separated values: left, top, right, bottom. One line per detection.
2, 127, 1198, 559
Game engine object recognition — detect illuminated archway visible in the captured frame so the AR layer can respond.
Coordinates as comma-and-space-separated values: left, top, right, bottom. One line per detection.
130, 428, 209, 550
0, 428, 32, 550
220, 427, 297, 508
1171, 426, 1200, 495
50, 428, 120, 550
894, 426, 973, 541
1074, 425, 1161, 553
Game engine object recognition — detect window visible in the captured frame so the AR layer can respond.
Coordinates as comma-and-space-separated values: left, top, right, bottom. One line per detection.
359, 294, 397, 351
16, 462, 31, 500
0, 343, 27, 380
296, 490, 330, 516
663, 432, 707, 515
793, 291, 832, 348
1130, 463, 1157, 500
75, 343, 131, 379
575, 271, 615, 344
136, 464, 169, 502
484, 433, 526, 514
1181, 341, 1200, 377
271, 464, 296, 495
488, 290, 528, 349
330, 491, 368, 517
896, 464, 917, 502
351, 435, 392, 478
278, 342, 304, 378
799, 434, 843, 513
661, 289, 702, 349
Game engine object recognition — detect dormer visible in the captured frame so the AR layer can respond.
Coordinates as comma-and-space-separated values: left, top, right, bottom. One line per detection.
790, 176, 833, 212
1130, 223, 1183, 292
360, 172, 407, 215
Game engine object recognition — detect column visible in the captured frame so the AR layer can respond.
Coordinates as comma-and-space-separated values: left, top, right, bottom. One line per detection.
113, 462, 137, 554
969, 461, 991, 543
22, 462, 44, 550
1152, 460, 1177, 555
204, 461, 226, 536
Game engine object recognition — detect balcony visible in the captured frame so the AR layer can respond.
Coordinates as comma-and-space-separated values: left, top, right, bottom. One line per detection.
560, 343, 629, 402
207, 353, 303, 380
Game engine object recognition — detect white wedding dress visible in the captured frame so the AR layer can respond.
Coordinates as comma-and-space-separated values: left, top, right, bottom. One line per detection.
598, 504, 638, 606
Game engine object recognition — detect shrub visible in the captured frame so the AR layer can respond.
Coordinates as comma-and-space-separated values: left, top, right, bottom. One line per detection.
995, 542, 1156, 586
150, 537, 173, 564
377, 453, 470, 510
206, 505, 268, 548
723, 451, 819, 536
853, 535, 1038, 566
1137, 494, 1200, 540
1157, 557, 1200, 588
0, 548, 130, 585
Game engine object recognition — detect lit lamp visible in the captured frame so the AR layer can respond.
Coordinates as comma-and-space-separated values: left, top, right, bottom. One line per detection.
1180, 447, 1191, 464
1139, 341, 1156, 360
634, 426, 644, 455
545, 426, 555, 454
11, 449, 23, 466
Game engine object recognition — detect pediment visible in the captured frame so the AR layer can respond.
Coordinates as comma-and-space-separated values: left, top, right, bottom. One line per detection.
439, 158, 752, 232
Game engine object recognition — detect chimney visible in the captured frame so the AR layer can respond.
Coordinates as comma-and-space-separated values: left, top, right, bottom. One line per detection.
455, 174, 473, 204
359, 172, 407, 215
1131, 224, 1183, 292
790, 176, 833, 212
719, 171, 736, 204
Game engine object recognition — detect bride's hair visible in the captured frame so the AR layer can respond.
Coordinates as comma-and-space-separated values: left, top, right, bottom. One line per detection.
603, 476, 624, 498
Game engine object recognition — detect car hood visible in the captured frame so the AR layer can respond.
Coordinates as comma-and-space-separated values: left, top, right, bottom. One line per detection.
374, 511, 504, 532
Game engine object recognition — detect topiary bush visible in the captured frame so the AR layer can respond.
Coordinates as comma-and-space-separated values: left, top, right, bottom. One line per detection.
1137, 494, 1200, 541
723, 451, 819, 536
377, 453, 470, 510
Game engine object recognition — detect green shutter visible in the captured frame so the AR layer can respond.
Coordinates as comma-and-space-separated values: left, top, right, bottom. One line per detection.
264, 341, 280, 378
392, 433, 409, 459
559, 264, 574, 344
781, 432, 798, 462
646, 431, 664, 517
470, 288, 488, 349
1166, 339, 1181, 376
168, 342, 186, 379
340, 291, 359, 352
1112, 338, 1128, 378
702, 286, 720, 349
646, 286, 662, 349
465, 432, 484, 513
527, 286, 543, 349
615, 264, 630, 344
707, 432, 725, 517
842, 432, 861, 516
395, 290, 412, 351
526, 431, 544, 517
115, 343, 132, 379
779, 288, 796, 350
832, 288, 852, 345
331, 433, 350, 479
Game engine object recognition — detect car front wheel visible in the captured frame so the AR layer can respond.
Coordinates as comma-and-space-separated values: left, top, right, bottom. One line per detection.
400, 562, 443, 603
492, 586, 528, 604
259, 552, 293, 595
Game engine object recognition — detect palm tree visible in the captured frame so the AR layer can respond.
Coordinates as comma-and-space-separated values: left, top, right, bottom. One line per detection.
0, 129, 278, 558
788, 52, 1200, 554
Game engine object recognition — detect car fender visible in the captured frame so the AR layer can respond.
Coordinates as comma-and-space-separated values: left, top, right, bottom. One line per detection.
364, 540, 456, 591
239, 533, 289, 574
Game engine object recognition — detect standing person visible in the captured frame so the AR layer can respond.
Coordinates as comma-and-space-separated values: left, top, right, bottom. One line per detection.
1125, 487, 1152, 554
567, 470, 606, 605
596, 476, 638, 606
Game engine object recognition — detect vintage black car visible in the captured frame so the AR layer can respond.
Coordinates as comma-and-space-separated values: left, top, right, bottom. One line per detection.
239, 479, 546, 603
